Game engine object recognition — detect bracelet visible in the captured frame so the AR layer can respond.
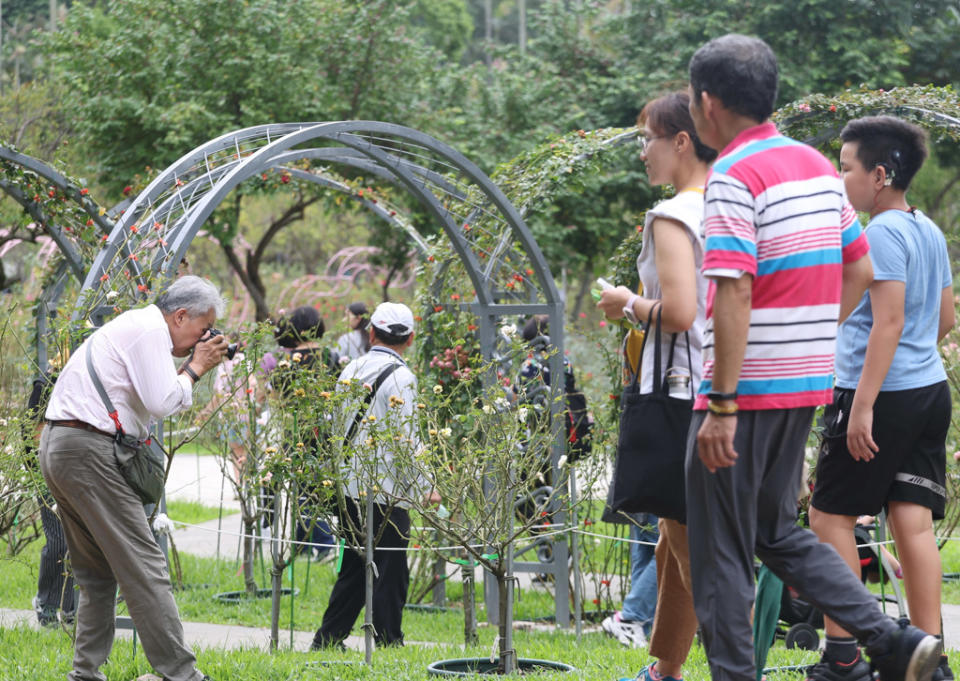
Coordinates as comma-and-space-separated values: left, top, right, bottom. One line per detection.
707, 391, 738, 402
622, 294, 640, 326
707, 399, 738, 416
182, 364, 200, 382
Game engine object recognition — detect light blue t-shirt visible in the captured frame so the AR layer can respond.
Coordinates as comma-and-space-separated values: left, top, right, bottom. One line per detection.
836, 208, 952, 391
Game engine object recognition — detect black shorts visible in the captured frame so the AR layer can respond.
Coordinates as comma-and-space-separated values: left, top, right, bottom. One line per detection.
811, 381, 950, 520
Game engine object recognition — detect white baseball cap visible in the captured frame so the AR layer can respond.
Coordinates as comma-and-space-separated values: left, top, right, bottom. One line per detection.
371, 302, 415, 336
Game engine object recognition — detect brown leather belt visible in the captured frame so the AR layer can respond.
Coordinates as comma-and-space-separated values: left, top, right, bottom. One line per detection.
47, 419, 116, 439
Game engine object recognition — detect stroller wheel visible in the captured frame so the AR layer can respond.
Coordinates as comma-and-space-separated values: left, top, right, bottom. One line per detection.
784, 622, 819, 651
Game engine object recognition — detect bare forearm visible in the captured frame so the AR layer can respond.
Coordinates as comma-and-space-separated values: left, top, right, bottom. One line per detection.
710, 276, 752, 393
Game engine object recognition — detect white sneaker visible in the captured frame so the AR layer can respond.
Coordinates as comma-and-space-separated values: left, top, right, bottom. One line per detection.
601, 611, 648, 648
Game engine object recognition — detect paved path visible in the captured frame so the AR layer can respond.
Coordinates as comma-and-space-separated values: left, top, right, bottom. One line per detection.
165, 452, 241, 512
0, 606, 393, 652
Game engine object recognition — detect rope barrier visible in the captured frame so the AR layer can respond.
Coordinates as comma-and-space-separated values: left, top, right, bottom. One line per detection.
163, 514, 960, 553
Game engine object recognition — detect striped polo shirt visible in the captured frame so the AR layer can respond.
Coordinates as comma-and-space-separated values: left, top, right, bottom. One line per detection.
696, 122, 869, 411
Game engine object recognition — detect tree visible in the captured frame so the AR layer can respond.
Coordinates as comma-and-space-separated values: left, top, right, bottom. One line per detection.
43, 0, 455, 319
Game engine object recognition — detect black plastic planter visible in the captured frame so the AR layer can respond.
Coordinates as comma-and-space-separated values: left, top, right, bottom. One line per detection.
405, 603, 455, 614
426, 657, 575, 676
213, 588, 298, 603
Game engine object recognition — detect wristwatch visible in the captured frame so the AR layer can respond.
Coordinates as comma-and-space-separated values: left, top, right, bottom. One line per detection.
622, 294, 640, 325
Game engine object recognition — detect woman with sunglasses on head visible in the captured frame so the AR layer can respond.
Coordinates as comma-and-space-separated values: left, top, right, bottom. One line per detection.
598, 90, 717, 681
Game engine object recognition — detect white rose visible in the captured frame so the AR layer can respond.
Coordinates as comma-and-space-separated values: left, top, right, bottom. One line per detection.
517, 407, 528, 422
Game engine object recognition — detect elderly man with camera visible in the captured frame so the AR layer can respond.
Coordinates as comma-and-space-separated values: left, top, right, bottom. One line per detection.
40, 275, 229, 681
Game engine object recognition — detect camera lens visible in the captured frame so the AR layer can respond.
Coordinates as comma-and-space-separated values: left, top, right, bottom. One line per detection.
226, 343, 238, 360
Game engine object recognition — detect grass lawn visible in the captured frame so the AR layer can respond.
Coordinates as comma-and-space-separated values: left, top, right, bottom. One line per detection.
2, 530, 958, 680
165, 499, 230, 526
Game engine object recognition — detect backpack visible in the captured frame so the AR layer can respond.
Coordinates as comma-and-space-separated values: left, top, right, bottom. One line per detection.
517, 338, 593, 463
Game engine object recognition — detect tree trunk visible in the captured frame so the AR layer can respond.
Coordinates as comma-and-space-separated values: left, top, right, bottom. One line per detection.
269, 567, 283, 651
462, 561, 478, 646
483, 0, 493, 67
518, 0, 526, 54
380, 263, 400, 302
569, 263, 593, 323
220, 242, 270, 322
243, 517, 257, 594
497, 570, 516, 674
364, 490, 376, 665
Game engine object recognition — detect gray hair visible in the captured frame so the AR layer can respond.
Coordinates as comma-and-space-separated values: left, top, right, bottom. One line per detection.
155, 275, 226, 318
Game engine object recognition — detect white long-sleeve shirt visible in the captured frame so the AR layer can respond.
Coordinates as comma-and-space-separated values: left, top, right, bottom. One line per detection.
46, 304, 194, 439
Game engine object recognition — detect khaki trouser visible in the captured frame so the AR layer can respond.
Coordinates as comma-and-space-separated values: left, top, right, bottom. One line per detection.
39, 425, 203, 681
648, 518, 699, 665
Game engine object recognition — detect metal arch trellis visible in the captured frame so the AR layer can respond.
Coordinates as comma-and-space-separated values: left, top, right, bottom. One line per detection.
69, 120, 576, 626
0, 145, 120, 373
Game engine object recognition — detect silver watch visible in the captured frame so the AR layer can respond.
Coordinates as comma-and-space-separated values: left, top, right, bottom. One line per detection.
622, 294, 640, 325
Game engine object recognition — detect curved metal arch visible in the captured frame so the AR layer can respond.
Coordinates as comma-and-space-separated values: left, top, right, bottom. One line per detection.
80, 121, 559, 311
81, 123, 317, 284
0, 146, 115, 278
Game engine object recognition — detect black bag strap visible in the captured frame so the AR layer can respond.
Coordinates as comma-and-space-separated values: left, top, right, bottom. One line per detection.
633, 304, 659, 391
343, 362, 400, 446
84, 340, 124, 437
636, 304, 695, 398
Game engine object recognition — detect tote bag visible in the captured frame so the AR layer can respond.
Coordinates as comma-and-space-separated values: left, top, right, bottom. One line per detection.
607, 305, 693, 522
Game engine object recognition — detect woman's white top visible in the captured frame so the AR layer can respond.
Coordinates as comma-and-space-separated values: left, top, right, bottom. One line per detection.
635, 189, 707, 396
335, 328, 366, 361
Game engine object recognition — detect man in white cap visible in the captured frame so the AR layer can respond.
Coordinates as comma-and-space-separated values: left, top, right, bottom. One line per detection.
311, 301, 426, 650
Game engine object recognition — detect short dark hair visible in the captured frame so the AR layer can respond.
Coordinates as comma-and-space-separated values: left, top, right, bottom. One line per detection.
689, 34, 778, 123
839, 115, 928, 191
522, 315, 549, 342
274, 305, 325, 348
640, 91, 718, 164
372, 325, 410, 346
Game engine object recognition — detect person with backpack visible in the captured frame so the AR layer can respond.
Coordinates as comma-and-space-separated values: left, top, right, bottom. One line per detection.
311, 302, 437, 649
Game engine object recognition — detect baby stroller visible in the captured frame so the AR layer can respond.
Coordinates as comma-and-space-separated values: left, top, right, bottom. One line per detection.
768, 517, 906, 653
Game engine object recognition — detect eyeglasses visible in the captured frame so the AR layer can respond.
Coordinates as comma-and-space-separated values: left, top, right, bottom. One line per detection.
637, 134, 670, 151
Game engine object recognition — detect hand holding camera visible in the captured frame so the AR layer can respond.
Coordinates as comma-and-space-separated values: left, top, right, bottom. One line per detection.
186, 328, 236, 379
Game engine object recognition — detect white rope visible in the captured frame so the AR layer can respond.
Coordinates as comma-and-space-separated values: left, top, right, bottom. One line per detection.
165, 516, 960, 553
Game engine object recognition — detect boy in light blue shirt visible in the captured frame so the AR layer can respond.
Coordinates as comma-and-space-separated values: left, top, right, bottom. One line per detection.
810, 115, 955, 681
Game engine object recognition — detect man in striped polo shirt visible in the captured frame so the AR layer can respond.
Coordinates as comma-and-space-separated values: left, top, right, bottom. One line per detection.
683, 34, 940, 681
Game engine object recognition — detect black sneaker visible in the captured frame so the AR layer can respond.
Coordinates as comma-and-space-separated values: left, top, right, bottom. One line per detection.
932, 657, 954, 681
867, 620, 941, 681
806, 650, 873, 681
32, 597, 58, 627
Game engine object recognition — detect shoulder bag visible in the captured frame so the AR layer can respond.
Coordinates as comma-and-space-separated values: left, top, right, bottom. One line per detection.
606, 305, 693, 523
343, 362, 400, 447
85, 347, 168, 505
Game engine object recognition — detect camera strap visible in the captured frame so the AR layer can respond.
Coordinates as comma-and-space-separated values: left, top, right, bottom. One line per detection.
343, 362, 400, 448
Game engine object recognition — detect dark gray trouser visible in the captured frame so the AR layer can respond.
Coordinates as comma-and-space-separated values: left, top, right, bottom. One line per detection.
38, 425, 202, 681
685, 408, 897, 681
37, 495, 76, 615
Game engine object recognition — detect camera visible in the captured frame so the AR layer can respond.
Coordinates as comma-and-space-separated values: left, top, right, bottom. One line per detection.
206, 328, 239, 360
